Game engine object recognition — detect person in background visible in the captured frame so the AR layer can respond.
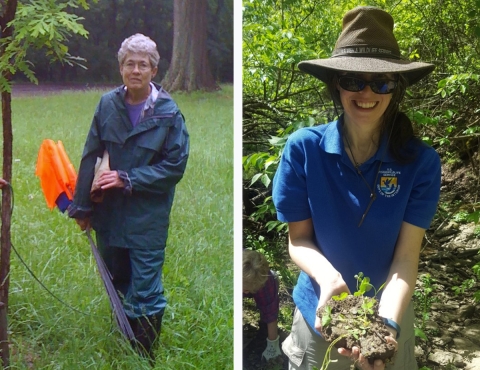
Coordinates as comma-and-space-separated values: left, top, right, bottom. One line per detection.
68, 33, 189, 359
0, 179, 7, 188
243, 249, 282, 362
273, 6, 441, 370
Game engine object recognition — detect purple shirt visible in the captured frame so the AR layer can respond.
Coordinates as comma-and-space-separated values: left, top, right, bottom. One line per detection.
125, 101, 145, 127
243, 270, 279, 324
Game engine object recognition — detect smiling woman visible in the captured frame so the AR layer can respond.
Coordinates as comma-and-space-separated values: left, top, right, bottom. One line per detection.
272, 6, 441, 370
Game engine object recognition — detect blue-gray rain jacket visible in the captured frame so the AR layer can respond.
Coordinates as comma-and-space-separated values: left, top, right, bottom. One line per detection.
68, 83, 189, 249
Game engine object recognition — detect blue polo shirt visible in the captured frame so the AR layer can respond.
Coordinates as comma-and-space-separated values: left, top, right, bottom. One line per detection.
272, 117, 441, 335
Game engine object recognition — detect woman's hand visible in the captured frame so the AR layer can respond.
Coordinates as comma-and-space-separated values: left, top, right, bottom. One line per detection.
75, 218, 91, 231
95, 170, 124, 189
314, 274, 350, 332
338, 336, 397, 370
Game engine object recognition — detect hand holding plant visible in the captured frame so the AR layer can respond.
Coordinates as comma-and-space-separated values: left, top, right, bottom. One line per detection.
314, 273, 350, 332
316, 273, 396, 370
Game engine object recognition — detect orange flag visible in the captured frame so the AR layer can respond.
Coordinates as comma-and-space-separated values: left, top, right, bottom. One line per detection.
35, 139, 77, 212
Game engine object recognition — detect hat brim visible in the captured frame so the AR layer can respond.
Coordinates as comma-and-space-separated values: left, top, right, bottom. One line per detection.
298, 57, 435, 86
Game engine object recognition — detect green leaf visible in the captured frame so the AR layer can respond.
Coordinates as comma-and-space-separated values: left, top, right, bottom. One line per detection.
260, 173, 271, 188
322, 306, 332, 327
321, 314, 331, 328
250, 173, 262, 186
415, 328, 428, 341
332, 292, 348, 301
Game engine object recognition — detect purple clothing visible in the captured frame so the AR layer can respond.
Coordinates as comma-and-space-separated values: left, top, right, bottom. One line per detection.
125, 101, 145, 127
244, 270, 279, 324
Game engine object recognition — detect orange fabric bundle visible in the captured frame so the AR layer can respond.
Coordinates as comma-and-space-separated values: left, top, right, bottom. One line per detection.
36, 139, 77, 210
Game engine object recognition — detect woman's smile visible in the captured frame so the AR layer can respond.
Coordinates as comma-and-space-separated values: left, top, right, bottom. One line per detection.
354, 100, 378, 109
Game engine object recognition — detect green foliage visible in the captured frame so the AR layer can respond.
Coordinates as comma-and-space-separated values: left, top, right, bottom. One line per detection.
452, 255, 480, 303
8, 87, 233, 369
452, 278, 476, 295
413, 273, 437, 341
436, 73, 480, 98
11, 0, 233, 83
353, 272, 385, 297
321, 305, 332, 327
452, 210, 470, 223
0, 0, 94, 92
415, 327, 428, 342
319, 274, 383, 370
243, 0, 480, 191
332, 292, 348, 301
353, 273, 373, 296
322, 273, 382, 333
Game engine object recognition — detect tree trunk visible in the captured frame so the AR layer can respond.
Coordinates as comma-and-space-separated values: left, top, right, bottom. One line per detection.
162, 0, 218, 92
0, 0, 18, 368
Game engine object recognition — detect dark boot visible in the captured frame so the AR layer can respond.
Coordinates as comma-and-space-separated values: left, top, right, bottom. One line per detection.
132, 313, 163, 360
127, 316, 138, 348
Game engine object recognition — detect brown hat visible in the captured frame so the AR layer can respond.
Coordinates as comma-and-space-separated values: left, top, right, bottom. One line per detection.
298, 7, 434, 86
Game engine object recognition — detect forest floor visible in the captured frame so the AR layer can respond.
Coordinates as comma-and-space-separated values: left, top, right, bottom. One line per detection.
243, 161, 480, 370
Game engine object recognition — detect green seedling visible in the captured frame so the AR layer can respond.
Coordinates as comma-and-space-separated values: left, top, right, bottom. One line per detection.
319, 273, 389, 370
354, 272, 386, 297
322, 305, 333, 327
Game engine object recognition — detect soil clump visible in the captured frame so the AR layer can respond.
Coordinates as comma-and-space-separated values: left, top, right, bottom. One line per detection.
318, 295, 396, 363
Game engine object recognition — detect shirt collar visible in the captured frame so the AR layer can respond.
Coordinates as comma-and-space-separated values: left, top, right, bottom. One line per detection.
145, 82, 159, 109
321, 115, 395, 163
123, 82, 158, 110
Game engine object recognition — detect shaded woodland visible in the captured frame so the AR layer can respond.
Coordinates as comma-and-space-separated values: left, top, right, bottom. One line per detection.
15, 0, 233, 84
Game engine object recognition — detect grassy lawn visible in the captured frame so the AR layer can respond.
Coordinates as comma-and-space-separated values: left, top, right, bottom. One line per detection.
4, 85, 233, 369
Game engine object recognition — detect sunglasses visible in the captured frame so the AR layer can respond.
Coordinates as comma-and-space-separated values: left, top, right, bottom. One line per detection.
338, 76, 397, 94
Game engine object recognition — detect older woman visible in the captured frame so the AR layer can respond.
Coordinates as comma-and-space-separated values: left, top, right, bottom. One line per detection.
68, 34, 189, 358
273, 7, 441, 370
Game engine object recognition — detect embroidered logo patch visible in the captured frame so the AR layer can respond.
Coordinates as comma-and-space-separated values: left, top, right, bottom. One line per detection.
377, 168, 401, 197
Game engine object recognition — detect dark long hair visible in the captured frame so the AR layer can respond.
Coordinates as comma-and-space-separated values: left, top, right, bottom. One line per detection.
327, 73, 421, 164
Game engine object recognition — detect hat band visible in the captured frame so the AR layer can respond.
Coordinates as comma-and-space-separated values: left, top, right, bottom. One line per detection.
332, 46, 401, 59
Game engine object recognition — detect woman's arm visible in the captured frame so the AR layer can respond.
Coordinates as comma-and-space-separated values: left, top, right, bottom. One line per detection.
288, 219, 350, 331
127, 112, 189, 194
378, 221, 425, 331
337, 222, 424, 370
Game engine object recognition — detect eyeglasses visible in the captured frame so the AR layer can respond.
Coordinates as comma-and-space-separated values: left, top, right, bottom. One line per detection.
338, 76, 397, 94
123, 61, 151, 72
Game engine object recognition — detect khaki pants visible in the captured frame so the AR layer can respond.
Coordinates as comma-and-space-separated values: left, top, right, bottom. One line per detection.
282, 303, 417, 370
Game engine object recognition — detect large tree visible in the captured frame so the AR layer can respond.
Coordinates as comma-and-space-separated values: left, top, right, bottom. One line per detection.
0, 0, 92, 367
162, 0, 218, 92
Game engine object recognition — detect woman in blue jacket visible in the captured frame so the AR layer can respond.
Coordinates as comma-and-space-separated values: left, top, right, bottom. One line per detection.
273, 7, 440, 370
68, 33, 189, 358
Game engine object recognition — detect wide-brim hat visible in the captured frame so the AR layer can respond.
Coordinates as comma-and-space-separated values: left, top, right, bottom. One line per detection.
298, 7, 434, 86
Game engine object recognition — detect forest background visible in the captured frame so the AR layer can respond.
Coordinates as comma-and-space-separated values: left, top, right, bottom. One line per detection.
11, 0, 233, 85
243, 0, 480, 368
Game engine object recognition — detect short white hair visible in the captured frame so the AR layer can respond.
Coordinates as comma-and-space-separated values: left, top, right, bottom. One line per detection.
117, 33, 160, 67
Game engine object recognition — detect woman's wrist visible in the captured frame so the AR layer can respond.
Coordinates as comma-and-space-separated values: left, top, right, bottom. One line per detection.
381, 317, 401, 339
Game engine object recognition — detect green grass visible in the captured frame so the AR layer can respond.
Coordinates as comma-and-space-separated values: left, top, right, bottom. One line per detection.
4, 85, 233, 369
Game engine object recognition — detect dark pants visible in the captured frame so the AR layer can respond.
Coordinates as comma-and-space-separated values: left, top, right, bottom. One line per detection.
96, 234, 167, 319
